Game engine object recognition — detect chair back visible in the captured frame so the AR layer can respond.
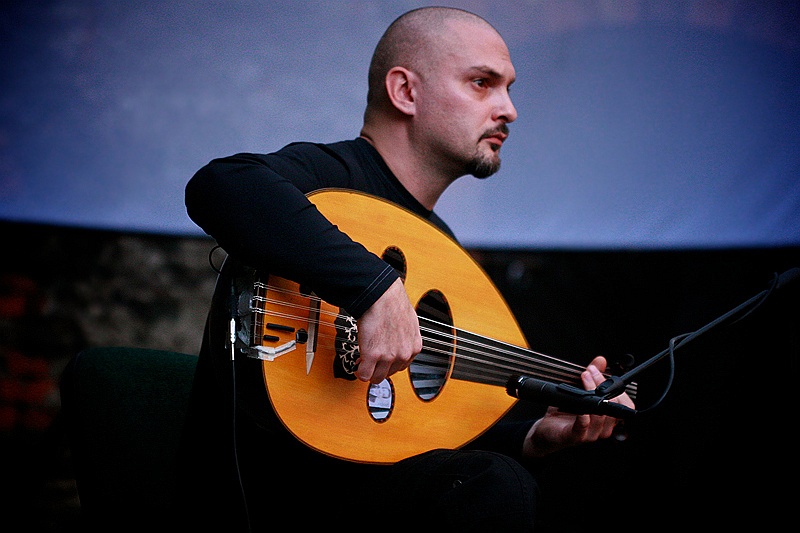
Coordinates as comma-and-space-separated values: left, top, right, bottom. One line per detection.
60, 346, 197, 530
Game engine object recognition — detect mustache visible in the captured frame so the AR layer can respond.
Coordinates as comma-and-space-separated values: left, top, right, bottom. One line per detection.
480, 124, 510, 140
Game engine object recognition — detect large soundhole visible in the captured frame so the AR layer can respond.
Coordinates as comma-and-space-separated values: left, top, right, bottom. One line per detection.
410, 290, 454, 401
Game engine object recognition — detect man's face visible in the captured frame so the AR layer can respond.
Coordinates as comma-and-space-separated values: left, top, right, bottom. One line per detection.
415, 21, 517, 179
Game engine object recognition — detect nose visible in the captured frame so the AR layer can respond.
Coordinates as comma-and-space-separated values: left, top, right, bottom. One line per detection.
495, 88, 517, 124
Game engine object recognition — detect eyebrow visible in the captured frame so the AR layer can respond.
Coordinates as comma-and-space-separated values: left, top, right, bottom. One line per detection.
470, 65, 515, 85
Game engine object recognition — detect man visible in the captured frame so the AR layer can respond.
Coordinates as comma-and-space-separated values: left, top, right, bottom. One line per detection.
177, 7, 634, 531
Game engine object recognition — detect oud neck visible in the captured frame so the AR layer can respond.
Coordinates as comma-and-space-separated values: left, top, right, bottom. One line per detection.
418, 318, 638, 400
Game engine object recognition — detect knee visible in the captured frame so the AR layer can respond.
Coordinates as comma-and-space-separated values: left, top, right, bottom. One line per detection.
439, 450, 539, 531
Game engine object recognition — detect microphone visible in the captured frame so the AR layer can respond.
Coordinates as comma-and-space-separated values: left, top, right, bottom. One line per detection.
506, 375, 637, 419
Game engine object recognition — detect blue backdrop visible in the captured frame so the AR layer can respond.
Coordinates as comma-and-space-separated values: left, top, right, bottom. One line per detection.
2, 0, 798, 248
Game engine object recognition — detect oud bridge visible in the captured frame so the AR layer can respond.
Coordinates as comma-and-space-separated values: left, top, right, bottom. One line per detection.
249, 322, 311, 361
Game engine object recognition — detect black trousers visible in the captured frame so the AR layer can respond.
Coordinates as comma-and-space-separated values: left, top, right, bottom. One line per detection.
240, 428, 538, 531
174, 353, 539, 532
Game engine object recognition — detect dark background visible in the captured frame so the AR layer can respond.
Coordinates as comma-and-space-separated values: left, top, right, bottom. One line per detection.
1, 219, 797, 531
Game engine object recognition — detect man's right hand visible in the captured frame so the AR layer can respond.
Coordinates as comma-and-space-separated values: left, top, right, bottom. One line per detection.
355, 277, 422, 383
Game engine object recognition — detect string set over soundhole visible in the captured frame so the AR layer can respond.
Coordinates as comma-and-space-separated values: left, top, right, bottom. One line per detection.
367, 288, 455, 422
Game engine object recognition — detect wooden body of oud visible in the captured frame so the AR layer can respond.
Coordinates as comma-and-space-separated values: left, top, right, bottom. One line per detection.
218, 189, 527, 464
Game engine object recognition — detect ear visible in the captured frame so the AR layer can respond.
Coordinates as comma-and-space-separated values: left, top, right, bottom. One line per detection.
384, 66, 417, 116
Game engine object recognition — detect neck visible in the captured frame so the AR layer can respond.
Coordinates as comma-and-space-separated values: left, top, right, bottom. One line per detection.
359, 131, 455, 211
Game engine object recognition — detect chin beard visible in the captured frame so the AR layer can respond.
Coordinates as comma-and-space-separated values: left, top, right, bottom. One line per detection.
469, 125, 507, 178
467, 152, 501, 179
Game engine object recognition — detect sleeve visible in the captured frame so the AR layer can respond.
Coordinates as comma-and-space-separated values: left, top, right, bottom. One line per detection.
465, 400, 547, 460
185, 150, 399, 318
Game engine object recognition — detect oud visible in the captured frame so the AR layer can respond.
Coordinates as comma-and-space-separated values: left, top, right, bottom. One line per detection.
210, 189, 636, 464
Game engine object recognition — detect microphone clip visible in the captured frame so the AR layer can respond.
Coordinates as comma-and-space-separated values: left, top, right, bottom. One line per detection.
506, 375, 637, 419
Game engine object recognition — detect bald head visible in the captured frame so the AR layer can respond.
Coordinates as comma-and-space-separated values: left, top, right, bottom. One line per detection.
359, 7, 516, 204
365, 7, 500, 113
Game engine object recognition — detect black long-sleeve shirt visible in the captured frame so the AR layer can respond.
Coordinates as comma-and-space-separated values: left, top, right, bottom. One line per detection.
185, 137, 453, 318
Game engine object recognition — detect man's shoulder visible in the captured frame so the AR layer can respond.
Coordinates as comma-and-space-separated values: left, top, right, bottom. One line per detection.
281, 138, 365, 157
282, 138, 378, 175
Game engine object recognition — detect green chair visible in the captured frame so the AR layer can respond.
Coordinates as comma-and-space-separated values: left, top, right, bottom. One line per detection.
60, 346, 198, 531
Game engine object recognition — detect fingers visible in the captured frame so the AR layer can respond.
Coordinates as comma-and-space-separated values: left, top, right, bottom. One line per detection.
355, 323, 420, 383
582, 364, 601, 389
584, 355, 635, 410
355, 352, 415, 384
355, 356, 377, 383
569, 413, 591, 441
579, 355, 631, 438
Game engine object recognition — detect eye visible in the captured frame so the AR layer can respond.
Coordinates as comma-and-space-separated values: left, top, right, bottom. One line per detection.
473, 78, 488, 88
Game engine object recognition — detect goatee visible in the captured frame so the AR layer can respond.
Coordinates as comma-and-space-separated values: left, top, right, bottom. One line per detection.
469, 124, 509, 178
468, 154, 501, 179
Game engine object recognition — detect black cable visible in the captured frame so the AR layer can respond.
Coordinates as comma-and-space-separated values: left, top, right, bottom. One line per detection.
630, 332, 683, 415
627, 276, 777, 415
227, 274, 252, 533
230, 355, 253, 533
208, 245, 224, 274
731, 270, 779, 324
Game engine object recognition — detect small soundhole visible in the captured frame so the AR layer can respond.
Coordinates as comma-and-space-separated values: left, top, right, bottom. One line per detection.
381, 246, 407, 280
367, 379, 394, 422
